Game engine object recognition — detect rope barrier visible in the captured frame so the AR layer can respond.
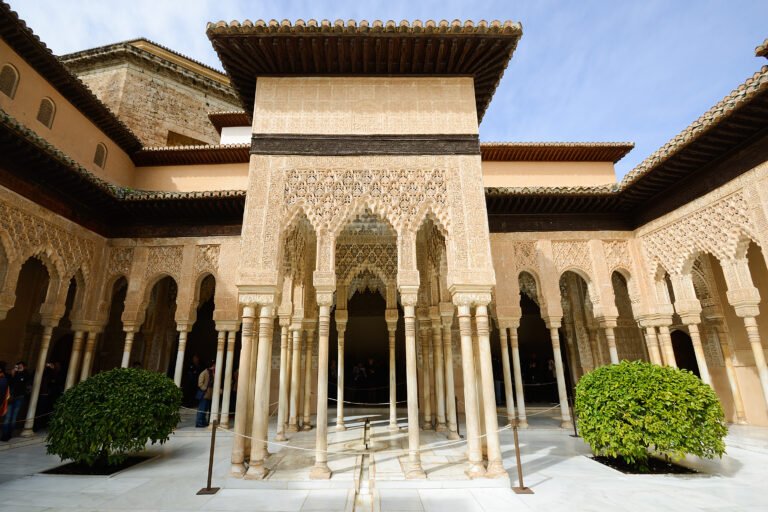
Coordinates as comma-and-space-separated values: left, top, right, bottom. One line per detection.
328, 397, 407, 406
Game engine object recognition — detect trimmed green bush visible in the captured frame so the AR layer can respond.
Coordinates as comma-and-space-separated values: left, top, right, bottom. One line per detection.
46, 368, 181, 466
575, 360, 726, 469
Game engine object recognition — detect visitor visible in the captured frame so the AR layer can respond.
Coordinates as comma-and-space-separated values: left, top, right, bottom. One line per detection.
184, 354, 202, 407
2, 361, 31, 441
195, 360, 215, 428
37, 361, 63, 429
0, 362, 9, 434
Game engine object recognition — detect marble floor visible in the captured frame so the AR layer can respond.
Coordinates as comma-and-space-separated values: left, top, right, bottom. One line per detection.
0, 406, 765, 511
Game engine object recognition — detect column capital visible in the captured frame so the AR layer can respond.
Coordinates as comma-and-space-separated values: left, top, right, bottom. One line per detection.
451, 291, 492, 308
215, 319, 241, 331
438, 301, 454, 318
726, 287, 761, 318
498, 316, 521, 330
334, 309, 348, 323
636, 314, 673, 328
544, 317, 562, 330
176, 323, 191, 333
399, 289, 419, 307
385, 308, 399, 323
596, 316, 619, 329
238, 288, 277, 307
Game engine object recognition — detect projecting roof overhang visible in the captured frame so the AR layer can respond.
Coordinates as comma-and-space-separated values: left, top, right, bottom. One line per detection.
206, 19, 523, 123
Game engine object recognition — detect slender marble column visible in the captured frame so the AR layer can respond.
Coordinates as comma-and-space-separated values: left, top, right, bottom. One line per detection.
403, 301, 426, 478
275, 322, 291, 441
499, 326, 516, 425
220, 330, 236, 428
475, 304, 504, 476
431, 312, 447, 431
173, 329, 189, 387
643, 326, 663, 365
441, 306, 459, 439
79, 331, 97, 382
21, 325, 54, 436
548, 326, 572, 428
687, 323, 712, 386
509, 325, 528, 428
302, 328, 315, 430
419, 326, 433, 429
658, 325, 677, 368
210, 330, 226, 424
65, 330, 85, 390
603, 326, 619, 364
427, 326, 437, 427
120, 330, 135, 368
245, 305, 275, 479
712, 322, 747, 423
336, 321, 347, 431
387, 320, 398, 430
288, 327, 302, 432
231, 307, 255, 475
456, 303, 485, 477
743, 317, 768, 410
310, 301, 332, 479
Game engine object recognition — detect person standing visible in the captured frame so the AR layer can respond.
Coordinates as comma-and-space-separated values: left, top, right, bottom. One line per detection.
184, 354, 202, 407
0, 362, 9, 432
2, 362, 31, 441
195, 361, 214, 428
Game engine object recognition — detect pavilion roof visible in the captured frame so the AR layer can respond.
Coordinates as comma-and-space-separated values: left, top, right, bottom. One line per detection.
206, 18, 523, 123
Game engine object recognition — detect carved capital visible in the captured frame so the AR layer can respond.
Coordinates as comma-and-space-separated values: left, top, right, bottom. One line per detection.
385, 308, 399, 323
451, 292, 492, 307
316, 291, 335, 307
399, 290, 418, 307
334, 309, 348, 323
239, 293, 276, 307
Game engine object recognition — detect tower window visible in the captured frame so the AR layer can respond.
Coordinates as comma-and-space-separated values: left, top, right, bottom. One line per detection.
0, 64, 19, 99
93, 143, 107, 169
36, 97, 55, 128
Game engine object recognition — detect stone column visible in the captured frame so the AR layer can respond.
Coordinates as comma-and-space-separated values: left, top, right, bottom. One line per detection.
302, 326, 315, 430
508, 320, 528, 428
79, 330, 98, 382
686, 322, 712, 386
430, 307, 447, 431
474, 303, 504, 477
401, 293, 426, 478
743, 316, 768, 409
335, 310, 347, 431
642, 325, 663, 365
499, 325, 516, 425
288, 325, 302, 432
21, 323, 56, 436
172, 328, 189, 387
310, 296, 333, 480
209, 330, 227, 424
120, 328, 137, 368
64, 329, 86, 390
657, 325, 677, 368
231, 306, 256, 475
599, 319, 619, 364
385, 308, 399, 430
710, 320, 747, 423
546, 321, 572, 428
245, 304, 276, 480
220, 330, 237, 428
440, 303, 459, 439
455, 299, 485, 477
418, 318, 433, 429
275, 318, 291, 441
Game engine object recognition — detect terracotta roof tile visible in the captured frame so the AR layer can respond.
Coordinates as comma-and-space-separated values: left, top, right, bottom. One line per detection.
756, 38, 768, 58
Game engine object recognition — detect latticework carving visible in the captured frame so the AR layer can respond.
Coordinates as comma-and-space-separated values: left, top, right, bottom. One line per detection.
641, 191, 759, 274
107, 247, 133, 279
552, 240, 592, 276
518, 271, 539, 305
349, 268, 386, 299
145, 246, 183, 281
195, 245, 220, 276
603, 240, 632, 274
0, 201, 96, 280
336, 242, 397, 284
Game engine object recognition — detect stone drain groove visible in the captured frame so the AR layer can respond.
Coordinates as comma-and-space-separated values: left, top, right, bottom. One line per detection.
353, 418, 375, 511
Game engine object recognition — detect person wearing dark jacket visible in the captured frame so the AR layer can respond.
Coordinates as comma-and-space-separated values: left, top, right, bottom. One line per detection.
2, 361, 31, 441
0, 362, 9, 427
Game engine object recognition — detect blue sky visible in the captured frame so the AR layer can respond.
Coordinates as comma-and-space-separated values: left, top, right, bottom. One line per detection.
11, 1, 768, 178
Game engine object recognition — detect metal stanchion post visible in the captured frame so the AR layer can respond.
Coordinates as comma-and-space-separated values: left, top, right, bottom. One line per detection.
197, 420, 220, 495
512, 417, 533, 494
568, 395, 579, 438
455, 395, 462, 438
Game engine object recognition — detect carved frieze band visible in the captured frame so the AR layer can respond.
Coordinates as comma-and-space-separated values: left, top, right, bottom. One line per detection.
251, 133, 481, 156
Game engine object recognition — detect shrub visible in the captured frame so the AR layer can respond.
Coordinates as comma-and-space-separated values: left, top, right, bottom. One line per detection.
575, 360, 726, 470
46, 368, 181, 466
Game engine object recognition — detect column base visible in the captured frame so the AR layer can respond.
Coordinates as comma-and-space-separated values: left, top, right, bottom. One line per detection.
422, 422, 434, 430
560, 419, 573, 429
447, 430, 460, 440
309, 463, 332, 480
244, 463, 269, 480
274, 433, 287, 442
465, 461, 486, 479
435, 423, 448, 432
735, 418, 748, 425
335, 423, 347, 432
287, 423, 299, 433
388, 423, 400, 432
230, 463, 247, 476
405, 463, 427, 479
301, 423, 313, 431
517, 419, 529, 429
20, 428, 35, 438
485, 461, 506, 478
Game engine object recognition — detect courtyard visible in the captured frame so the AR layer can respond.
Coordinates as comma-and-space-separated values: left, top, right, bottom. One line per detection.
1, 408, 765, 512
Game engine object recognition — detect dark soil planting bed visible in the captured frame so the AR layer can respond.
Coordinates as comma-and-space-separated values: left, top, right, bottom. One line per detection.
591, 456, 697, 475
41, 456, 152, 476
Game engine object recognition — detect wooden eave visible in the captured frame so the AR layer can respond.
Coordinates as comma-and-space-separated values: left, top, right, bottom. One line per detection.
206, 19, 523, 123
208, 111, 251, 134
133, 144, 250, 166
480, 142, 634, 163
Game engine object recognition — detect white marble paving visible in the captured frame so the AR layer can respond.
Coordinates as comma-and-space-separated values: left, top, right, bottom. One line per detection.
0, 410, 765, 511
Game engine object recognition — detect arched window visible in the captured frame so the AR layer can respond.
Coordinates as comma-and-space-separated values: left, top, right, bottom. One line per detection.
36, 97, 55, 128
93, 143, 107, 169
0, 64, 19, 99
